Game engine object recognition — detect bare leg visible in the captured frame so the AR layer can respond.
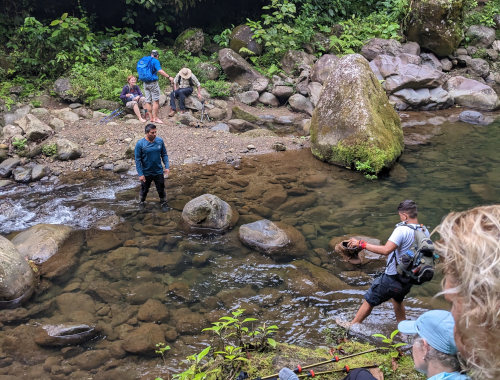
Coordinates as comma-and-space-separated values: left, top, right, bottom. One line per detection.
144, 102, 152, 121
350, 300, 373, 324
133, 104, 146, 122
152, 100, 159, 121
391, 299, 406, 322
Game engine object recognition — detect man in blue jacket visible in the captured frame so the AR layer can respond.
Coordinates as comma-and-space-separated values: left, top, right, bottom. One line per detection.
134, 124, 169, 210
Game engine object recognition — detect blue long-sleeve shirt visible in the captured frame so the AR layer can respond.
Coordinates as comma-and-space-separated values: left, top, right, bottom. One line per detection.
134, 137, 169, 177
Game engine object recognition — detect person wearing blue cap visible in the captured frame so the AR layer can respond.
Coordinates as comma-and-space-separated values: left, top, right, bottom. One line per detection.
398, 310, 470, 380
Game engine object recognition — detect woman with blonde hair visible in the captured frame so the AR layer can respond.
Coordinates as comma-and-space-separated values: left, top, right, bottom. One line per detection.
435, 205, 500, 380
120, 75, 147, 122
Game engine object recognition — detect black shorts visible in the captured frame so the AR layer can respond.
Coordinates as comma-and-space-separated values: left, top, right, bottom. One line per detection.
364, 273, 412, 306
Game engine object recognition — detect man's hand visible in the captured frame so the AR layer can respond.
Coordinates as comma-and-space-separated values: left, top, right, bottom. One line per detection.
197, 93, 202, 100
348, 238, 359, 248
139, 175, 146, 182
163, 168, 170, 178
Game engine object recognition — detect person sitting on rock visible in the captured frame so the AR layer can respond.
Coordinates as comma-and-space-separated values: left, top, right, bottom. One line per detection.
120, 75, 147, 122
168, 67, 202, 117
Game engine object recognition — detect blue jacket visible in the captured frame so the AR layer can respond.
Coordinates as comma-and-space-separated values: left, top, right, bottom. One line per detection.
134, 137, 169, 177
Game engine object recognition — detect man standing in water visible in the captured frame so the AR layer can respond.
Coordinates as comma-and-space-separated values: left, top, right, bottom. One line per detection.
341, 200, 429, 327
134, 124, 169, 210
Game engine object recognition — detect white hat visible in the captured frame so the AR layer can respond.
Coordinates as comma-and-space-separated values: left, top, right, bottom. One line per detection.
179, 68, 192, 79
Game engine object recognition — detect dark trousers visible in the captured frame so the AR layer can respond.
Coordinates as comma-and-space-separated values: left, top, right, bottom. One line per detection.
170, 87, 193, 110
140, 174, 166, 202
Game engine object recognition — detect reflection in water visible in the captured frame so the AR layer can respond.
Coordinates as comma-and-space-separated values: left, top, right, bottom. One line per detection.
0, 117, 498, 376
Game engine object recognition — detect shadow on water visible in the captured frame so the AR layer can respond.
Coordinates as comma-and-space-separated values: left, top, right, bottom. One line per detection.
0, 115, 498, 377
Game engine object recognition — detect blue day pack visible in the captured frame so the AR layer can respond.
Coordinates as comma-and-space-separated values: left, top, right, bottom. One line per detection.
136, 56, 156, 82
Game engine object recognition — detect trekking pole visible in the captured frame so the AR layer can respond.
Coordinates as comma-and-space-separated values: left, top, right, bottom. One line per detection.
297, 365, 380, 378
99, 107, 124, 124
255, 348, 381, 380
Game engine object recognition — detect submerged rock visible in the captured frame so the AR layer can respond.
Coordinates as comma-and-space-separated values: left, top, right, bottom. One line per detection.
238, 219, 307, 260
34, 324, 98, 347
11, 224, 74, 264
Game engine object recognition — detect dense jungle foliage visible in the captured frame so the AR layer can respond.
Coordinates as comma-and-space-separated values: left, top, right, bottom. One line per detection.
0, 0, 498, 108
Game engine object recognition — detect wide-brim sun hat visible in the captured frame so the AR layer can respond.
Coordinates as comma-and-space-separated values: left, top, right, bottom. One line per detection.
398, 310, 458, 355
179, 67, 192, 79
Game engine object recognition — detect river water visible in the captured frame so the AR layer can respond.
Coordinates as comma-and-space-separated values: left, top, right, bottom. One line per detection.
0, 111, 498, 378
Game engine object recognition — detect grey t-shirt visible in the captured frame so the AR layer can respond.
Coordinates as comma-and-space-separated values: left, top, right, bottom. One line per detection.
385, 223, 430, 275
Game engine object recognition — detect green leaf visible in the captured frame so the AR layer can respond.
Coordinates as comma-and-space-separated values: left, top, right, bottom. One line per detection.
242, 318, 258, 323
61, 13, 68, 20
267, 338, 277, 348
372, 334, 387, 339
390, 329, 399, 340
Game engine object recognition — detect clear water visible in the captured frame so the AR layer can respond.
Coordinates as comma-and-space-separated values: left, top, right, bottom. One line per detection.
0, 112, 498, 377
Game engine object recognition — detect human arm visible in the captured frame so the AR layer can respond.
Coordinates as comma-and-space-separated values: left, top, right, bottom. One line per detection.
160, 140, 169, 175
134, 85, 144, 100
348, 238, 398, 256
120, 85, 130, 103
192, 74, 202, 99
134, 141, 145, 182
158, 69, 174, 83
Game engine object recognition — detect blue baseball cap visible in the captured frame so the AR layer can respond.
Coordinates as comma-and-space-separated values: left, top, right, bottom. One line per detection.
398, 310, 458, 355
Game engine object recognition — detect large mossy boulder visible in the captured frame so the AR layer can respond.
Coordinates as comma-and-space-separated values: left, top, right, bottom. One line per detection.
405, 0, 464, 57
229, 25, 262, 57
310, 54, 403, 175
174, 28, 204, 55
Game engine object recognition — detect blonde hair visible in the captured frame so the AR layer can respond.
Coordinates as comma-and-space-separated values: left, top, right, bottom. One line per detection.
127, 75, 136, 83
435, 205, 500, 379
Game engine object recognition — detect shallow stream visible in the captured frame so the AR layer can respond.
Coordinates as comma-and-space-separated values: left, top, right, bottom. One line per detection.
0, 111, 498, 378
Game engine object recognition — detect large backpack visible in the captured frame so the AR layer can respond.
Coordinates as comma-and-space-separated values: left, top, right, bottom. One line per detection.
393, 222, 437, 285
136, 56, 156, 82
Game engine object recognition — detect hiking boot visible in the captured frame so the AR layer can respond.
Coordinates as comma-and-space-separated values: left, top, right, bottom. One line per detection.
160, 201, 169, 211
168, 110, 176, 117
138, 201, 145, 210
179, 109, 186, 114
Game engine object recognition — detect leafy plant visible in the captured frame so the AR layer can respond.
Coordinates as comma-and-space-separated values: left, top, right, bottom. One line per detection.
246, 0, 300, 57
330, 13, 402, 55
465, 0, 500, 28
372, 329, 406, 350
202, 309, 278, 354
41, 143, 57, 157
203, 80, 231, 98
172, 345, 219, 380
12, 137, 27, 151
155, 342, 171, 365
6, 14, 100, 78
213, 26, 233, 48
